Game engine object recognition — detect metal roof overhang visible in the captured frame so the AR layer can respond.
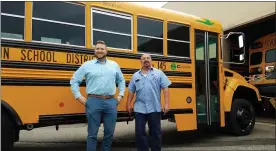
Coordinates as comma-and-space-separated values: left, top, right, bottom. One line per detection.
162, 2, 275, 31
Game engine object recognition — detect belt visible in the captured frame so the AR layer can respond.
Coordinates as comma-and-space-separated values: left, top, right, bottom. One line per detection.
88, 94, 114, 99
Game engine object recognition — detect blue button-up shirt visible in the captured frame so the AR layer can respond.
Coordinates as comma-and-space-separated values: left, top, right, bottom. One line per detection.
70, 59, 125, 99
128, 67, 171, 114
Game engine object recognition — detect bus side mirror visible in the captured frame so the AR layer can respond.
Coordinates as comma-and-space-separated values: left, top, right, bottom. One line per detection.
238, 35, 244, 48
220, 32, 246, 64
239, 54, 244, 61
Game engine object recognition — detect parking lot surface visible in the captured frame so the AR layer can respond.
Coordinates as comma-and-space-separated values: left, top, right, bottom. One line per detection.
13, 120, 275, 151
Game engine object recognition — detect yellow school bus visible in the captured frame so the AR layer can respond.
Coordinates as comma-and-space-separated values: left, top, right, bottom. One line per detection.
1, 1, 264, 149
248, 33, 276, 113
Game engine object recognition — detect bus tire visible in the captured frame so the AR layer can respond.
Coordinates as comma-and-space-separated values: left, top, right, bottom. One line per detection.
1, 111, 15, 150
228, 98, 256, 136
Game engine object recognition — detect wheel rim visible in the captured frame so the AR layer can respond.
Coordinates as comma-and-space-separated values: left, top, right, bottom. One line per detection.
236, 107, 253, 131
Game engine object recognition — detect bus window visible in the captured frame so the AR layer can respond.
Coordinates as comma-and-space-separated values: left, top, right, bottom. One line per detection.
167, 22, 190, 58
265, 49, 276, 80
250, 52, 262, 65
92, 8, 132, 50
32, 2, 85, 46
1, 1, 25, 40
137, 16, 163, 54
209, 37, 217, 61
195, 34, 204, 61
265, 49, 276, 63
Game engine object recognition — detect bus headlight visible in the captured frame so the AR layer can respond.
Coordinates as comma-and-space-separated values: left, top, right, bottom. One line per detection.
265, 66, 275, 73
257, 67, 262, 72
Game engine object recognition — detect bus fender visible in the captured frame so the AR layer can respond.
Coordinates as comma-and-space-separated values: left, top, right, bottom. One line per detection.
1, 100, 23, 127
223, 78, 261, 112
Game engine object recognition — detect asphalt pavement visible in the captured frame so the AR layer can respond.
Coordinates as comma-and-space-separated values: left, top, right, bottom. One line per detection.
12, 120, 276, 151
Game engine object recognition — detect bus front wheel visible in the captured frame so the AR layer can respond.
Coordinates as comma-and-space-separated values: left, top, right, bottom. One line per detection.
1, 111, 16, 150
228, 98, 256, 136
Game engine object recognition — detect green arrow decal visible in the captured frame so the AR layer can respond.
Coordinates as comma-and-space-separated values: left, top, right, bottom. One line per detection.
196, 18, 214, 26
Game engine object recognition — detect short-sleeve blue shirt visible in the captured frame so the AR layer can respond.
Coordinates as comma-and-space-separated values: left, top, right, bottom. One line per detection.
128, 67, 171, 114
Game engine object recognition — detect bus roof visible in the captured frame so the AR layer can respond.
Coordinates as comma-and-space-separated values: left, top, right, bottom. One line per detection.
79, 1, 223, 33
250, 32, 276, 50
254, 33, 276, 43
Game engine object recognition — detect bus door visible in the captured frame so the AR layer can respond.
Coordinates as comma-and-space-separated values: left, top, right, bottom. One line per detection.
263, 49, 276, 85
195, 30, 220, 126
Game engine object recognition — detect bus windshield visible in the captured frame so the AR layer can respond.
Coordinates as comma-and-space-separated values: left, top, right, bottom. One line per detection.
265, 49, 276, 63
250, 52, 262, 65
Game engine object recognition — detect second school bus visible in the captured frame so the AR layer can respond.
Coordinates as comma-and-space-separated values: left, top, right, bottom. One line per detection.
1, 1, 269, 150
248, 33, 276, 113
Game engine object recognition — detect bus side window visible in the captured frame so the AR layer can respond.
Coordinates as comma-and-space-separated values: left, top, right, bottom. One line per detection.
91, 8, 132, 50
167, 22, 190, 58
137, 16, 163, 55
1, 1, 25, 40
32, 2, 85, 46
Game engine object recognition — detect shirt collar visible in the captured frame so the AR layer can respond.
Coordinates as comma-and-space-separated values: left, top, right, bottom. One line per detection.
95, 58, 107, 64
138, 66, 154, 74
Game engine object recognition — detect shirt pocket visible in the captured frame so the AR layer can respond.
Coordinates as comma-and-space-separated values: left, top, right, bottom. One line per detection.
135, 81, 143, 91
149, 74, 160, 85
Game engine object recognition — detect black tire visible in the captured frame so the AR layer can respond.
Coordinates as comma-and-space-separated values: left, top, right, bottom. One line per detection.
227, 98, 256, 136
1, 112, 15, 150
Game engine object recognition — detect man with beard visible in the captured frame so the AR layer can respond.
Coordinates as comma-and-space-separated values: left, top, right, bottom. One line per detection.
70, 40, 125, 151
126, 54, 171, 151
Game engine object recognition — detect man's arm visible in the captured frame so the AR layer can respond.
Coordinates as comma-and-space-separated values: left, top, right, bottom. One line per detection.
160, 71, 171, 112
116, 64, 126, 99
70, 65, 86, 100
163, 87, 170, 108
127, 91, 135, 107
126, 76, 136, 112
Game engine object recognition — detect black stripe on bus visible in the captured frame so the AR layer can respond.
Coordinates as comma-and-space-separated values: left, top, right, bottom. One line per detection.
38, 108, 193, 124
1, 60, 192, 77
1, 78, 193, 88
1, 39, 192, 63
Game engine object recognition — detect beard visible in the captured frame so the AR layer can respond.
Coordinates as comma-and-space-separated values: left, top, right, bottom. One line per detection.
95, 53, 106, 59
143, 61, 150, 67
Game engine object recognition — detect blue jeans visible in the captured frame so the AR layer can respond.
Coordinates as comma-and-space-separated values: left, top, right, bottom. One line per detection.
135, 112, 162, 151
85, 96, 117, 151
